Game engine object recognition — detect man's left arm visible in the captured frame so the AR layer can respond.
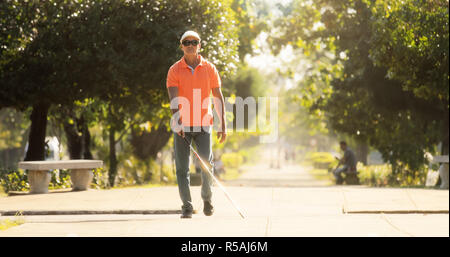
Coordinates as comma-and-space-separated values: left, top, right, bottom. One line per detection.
212, 87, 227, 143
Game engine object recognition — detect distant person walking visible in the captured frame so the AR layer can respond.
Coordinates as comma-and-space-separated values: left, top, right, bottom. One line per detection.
166, 30, 227, 218
333, 141, 358, 185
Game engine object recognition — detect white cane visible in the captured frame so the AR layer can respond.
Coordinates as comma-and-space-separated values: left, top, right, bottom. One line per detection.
182, 136, 246, 219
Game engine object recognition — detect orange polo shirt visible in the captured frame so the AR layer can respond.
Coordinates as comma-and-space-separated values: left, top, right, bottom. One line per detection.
166, 55, 221, 127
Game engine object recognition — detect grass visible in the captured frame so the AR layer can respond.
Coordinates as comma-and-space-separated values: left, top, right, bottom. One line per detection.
0, 214, 25, 231
0, 219, 22, 231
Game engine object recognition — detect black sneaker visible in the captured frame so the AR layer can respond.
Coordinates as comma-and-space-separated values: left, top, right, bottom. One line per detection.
181, 209, 193, 219
203, 201, 214, 216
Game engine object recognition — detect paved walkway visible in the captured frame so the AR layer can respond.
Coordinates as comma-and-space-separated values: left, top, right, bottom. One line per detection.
0, 163, 448, 237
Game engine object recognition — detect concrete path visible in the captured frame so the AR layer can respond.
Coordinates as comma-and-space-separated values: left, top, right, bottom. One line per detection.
0, 163, 448, 237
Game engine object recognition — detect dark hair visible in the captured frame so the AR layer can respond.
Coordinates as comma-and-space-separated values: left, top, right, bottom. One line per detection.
339, 141, 347, 146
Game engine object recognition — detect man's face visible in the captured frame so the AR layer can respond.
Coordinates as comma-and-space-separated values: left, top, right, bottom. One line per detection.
340, 144, 346, 151
181, 36, 201, 56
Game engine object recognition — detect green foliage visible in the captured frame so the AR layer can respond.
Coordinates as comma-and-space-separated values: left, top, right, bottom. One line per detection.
0, 0, 241, 183
118, 156, 176, 187
230, 0, 268, 61
221, 64, 268, 132
305, 152, 337, 169
306, 152, 334, 163
223, 64, 268, 98
272, 0, 449, 172
306, 161, 429, 187
369, 0, 449, 102
357, 164, 391, 187
0, 218, 24, 231
0, 168, 111, 192
279, 87, 333, 151
357, 162, 428, 187
119, 156, 154, 186
221, 152, 244, 170
0, 108, 30, 150
48, 169, 72, 190
92, 167, 109, 189
0, 108, 31, 170
0, 169, 29, 193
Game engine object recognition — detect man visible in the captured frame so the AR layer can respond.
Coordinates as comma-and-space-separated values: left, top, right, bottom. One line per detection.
333, 141, 357, 185
166, 30, 227, 218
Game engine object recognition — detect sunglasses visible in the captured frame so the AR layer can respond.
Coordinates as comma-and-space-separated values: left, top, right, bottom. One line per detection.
182, 40, 199, 46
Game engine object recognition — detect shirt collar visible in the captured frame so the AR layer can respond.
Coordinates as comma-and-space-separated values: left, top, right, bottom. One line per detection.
181, 55, 205, 68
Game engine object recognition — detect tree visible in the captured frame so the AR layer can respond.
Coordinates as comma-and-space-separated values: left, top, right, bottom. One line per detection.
222, 65, 268, 131
231, 0, 268, 62
0, 108, 30, 168
271, 0, 448, 176
78, 0, 240, 186
1, 0, 90, 161
369, 0, 449, 155
1, 0, 240, 187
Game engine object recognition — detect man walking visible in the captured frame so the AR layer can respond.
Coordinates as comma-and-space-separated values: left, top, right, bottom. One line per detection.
166, 30, 227, 218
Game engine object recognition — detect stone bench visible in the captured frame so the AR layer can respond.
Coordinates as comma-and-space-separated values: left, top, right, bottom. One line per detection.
431, 155, 449, 189
18, 160, 103, 194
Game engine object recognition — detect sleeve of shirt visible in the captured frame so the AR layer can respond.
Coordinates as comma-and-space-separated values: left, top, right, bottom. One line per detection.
210, 64, 221, 88
166, 65, 179, 88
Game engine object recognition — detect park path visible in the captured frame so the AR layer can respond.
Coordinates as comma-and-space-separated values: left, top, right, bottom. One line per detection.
222, 162, 330, 188
0, 162, 448, 237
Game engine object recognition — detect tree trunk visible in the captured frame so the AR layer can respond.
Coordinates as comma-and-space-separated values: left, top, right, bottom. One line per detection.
355, 141, 369, 165
108, 126, 118, 187
130, 122, 172, 160
83, 120, 93, 159
63, 120, 83, 159
24, 102, 50, 161
441, 108, 449, 155
63, 113, 93, 160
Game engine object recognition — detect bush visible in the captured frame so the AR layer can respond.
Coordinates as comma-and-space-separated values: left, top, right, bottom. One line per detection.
357, 162, 428, 187
358, 163, 391, 187
0, 169, 29, 193
305, 152, 338, 170
92, 167, 110, 189
221, 152, 244, 169
48, 169, 72, 190
117, 156, 177, 187
0, 168, 111, 193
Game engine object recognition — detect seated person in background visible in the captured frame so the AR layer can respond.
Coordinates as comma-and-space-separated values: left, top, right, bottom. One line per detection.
333, 141, 358, 185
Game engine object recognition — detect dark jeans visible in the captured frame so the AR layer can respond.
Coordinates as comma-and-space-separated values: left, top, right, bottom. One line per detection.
333, 166, 347, 184
333, 165, 356, 184
173, 130, 213, 212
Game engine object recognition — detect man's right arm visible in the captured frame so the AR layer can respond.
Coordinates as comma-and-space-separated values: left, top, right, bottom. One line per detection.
167, 65, 185, 137
167, 86, 184, 137
167, 87, 179, 115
